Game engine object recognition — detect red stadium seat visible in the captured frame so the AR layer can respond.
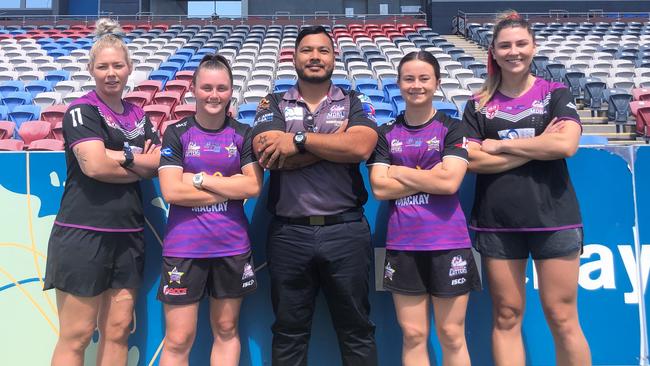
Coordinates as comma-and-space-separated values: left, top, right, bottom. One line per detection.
52, 121, 63, 141
41, 104, 68, 127
135, 80, 163, 95
123, 91, 154, 108
631, 101, 650, 140
160, 119, 180, 137
0, 139, 24, 151
27, 139, 64, 151
175, 70, 195, 82
165, 79, 191, 95
172, 104, 196, 120
143, 104, 171, 131
153, 91, 182, 110
18, 120, 53, 146
632, 88, 650, 101
0, 121, 16, 139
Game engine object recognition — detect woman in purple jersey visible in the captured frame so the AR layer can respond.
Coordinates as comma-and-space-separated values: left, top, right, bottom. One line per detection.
157, 54, 263, 366
368, 51, 480, 365
43, 19, 160, 366
462, 11, 591, 365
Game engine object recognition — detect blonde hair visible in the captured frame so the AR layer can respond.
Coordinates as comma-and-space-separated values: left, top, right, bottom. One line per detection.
88, 18, 131, 68
476, 10, 535, 109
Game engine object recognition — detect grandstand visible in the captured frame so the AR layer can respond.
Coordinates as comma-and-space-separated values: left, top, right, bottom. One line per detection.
0, 2, 649, 366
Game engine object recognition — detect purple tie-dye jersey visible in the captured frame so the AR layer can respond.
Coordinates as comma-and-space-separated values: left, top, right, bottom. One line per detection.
367, 112, 471, 251
159, 116, 255, 258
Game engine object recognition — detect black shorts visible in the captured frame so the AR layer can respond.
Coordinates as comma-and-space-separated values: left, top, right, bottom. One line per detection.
43, 225, 145, 297
157, 251, 257, 305
474, 228, 583, 260
383, 248, 481, 297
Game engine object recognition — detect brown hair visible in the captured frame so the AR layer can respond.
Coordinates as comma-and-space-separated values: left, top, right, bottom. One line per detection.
476, 10, 535, 109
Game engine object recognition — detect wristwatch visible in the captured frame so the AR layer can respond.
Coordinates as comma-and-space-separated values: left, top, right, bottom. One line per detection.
192, 172, 204, 189
293, 131, 307, 153
121, 142, 134, 168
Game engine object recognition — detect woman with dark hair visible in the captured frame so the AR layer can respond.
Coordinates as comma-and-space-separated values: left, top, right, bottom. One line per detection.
43, 18, 160, 366
157, 54, 263, 366
368, 50, 480, 366
462, 11, 591, 366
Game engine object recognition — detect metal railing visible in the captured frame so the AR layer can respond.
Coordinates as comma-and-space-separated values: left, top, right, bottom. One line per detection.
0, 12, 427, 27
455, 10, 650, 37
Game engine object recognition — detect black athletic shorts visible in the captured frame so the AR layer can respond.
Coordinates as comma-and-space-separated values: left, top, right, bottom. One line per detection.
157, 251, 257, 305
383, 248, 481, 297
43, 225, 145, 297
474, 228, 583, 260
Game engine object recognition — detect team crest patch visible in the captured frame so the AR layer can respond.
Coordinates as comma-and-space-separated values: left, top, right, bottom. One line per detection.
225, 142, 237, 158
449, 256, 468, 276
168, 267, 184, 284
384, 262, 395, 281
486, 104, 499, 119
257, 98, 270, 111
242, 263, 254, 280
426, 136, 440, 152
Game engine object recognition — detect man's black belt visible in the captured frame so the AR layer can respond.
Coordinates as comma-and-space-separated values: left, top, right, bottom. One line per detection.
275, 209, 363, 226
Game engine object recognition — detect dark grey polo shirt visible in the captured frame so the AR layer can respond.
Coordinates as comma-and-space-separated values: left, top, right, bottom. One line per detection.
251, 83, 377, 217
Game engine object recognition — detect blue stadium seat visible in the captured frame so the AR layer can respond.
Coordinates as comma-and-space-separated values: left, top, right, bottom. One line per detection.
168, 54, 190, 66
48, 49, 70, 58
24, 81, 53, 98
532, 55, 549, 78
393, 100, 406, 115
182, 61, 200, 71
332, 78, 351, 91
0, 81, 25, 97
376, 116, 394, 126
0, 105, 8, 120
355, 78, 379, 94
373, 102, 394, 119
381, 78, 399, 100
158, 62, 182, 77
579, 135, 608, 145
564, 70, 585, 99
2, 92, 32, 113
9, 105, 40, 126
581, 78, 607, 110
237, 103, 258, 120
363, 90, 385, 104
467, 62, 487, 79
604, 88, 633, 124
148, 70, 175, 89
273, 79, 295, 93
546, 63, 566, 83
45, 70, 70, 83
434, 101, 460, 119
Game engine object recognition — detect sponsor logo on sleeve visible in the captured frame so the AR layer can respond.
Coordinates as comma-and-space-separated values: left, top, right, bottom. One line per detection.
253, 112, 274, 126
257, 98, 271, 111
161, 147, 173, 157
358, 94, 376, 121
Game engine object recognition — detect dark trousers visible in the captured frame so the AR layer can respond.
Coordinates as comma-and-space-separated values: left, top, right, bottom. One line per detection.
267, 217, 377, 366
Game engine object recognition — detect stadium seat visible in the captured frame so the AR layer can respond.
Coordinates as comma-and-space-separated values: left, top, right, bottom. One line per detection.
160, 119, 180, 136
604, 89, 633, 124
143, 104, 171, 130
44, 70, 70, 83
18, 120, 52, 145
172, 104, 196, 120
2, 91, 31, 112
273, 79, 295, 93
581, 78, 607, 110
630, 101, 650, 142
237, 103, 258, 120
52, 121, 63, 141
0, 139, 24, 151
123, 91, 153, 108
165, 79, 191, 95
62, 91, 85, 104
148, 70, 175, 88
546, 63, 567, 83
632, 88, 650, 101
0, 80, 24, 97
24, 80, 53, 98
373, 102, 394, 119
434, 101, 460, 119
363, 90, 386, 104
135, 80, 163, 95
27, 138, 64, 151
153, 91, 182, 110
9, 105, 40, 126
41, 104, 67, 127
175, 70, 195, 82
0, 120, 16, 139
355, 78, 380, 94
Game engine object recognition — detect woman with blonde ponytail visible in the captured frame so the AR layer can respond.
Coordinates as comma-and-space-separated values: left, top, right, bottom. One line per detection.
43, 18, 160, 366
462, 10, 591, 366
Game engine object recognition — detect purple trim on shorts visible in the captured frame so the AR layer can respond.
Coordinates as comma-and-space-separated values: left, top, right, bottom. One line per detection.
55, 221, 144, 232
469, 224, 583, 232
69, 137, 102, 149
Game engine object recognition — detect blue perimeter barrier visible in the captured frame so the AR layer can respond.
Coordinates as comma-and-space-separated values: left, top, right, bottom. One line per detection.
0, 145, 648, 365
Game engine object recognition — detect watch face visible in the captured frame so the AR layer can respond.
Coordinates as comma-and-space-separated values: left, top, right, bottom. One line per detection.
295, 134, 305, 143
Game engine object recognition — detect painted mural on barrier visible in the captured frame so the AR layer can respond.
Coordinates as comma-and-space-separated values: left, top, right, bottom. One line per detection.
0, 147, 647, 365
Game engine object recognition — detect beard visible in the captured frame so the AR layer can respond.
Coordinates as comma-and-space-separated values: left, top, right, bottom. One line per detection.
296, 63, 334, 83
